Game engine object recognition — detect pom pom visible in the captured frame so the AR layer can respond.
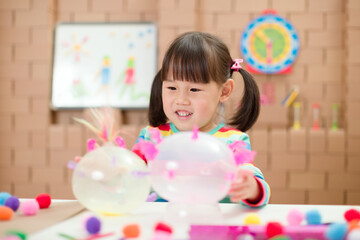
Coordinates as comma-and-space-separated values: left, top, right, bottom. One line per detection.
35, 193, 51, 209
305, 209, 322, 225
20, 199, 39, 216
0, 192, 11, 205
325, 223, 348, 240
244, 213, 261, 225
348, 229, 360, 240
287, 208, 304, 226
5, 231, 27, 240
122, 224, 140, 238
349, 220, 360, 231
266, 222, 283, 238
0, 206, 14, 220
5, 196, 20, 212
345, 209, 360, 222
154, 222, 172, 234
86, 216, 101, 235
1, 236, 22, 240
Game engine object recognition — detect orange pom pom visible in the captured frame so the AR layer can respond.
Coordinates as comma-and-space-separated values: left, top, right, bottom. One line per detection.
122, 224, 140, 238
0, 206, 14, 220
349, 219, 360, 231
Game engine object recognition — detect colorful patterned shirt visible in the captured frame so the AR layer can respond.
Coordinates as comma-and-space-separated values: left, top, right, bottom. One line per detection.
132, 122, 270, 208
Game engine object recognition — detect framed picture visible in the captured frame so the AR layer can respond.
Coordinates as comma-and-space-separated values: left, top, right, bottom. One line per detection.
51, 22, 157, 109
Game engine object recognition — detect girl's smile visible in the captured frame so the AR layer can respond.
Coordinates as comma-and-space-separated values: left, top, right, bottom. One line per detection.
162, 79, 233, 132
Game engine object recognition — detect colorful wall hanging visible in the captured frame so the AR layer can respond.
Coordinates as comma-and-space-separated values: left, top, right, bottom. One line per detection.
240, 10, 299, 74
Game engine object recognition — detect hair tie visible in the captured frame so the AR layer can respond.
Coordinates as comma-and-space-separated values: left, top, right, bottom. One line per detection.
231, 59, 243, 70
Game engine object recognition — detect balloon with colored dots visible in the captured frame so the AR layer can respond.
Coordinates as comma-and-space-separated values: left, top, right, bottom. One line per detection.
139, 126, 255, 204
72, 142, 151, 215
71, 108, 151, 215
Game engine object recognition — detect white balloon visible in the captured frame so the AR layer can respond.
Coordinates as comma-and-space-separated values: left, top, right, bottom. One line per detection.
72, 144, 150, 215
149, 132, 237, 204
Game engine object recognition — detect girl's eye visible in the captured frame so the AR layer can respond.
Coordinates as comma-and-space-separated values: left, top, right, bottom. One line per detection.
167, 87, 176, 90
190, 88, 201, 92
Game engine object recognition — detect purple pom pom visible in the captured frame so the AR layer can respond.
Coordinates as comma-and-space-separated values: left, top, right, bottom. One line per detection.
4, 196, 20, 212
86, 216, 101, 235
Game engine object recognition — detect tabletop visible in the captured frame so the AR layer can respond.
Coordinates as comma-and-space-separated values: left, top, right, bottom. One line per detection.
6, 201, 354, 240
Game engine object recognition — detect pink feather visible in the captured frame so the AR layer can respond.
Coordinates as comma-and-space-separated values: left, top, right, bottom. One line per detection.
228, 140, 256, 165
138, 140, 158, 161
114, 136, 126, 148
233, 149, 257, 165
192, 125, 199, 140
87, 138, 97, 152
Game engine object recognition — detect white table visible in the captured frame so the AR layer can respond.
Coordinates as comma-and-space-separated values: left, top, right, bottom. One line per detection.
26, 202, 359, 240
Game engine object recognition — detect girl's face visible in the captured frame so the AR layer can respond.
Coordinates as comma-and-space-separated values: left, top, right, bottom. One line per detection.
162, 78, 233, 132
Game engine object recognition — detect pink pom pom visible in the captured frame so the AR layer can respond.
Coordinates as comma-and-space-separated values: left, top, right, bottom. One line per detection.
287, 208, 305, 226
20, 199, 39, 216
35, 193, 51, 209
1, 236, 22, 240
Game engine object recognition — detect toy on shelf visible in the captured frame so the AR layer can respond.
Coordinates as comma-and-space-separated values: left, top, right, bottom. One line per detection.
282, 86, 299, 107
292, 102, 301, 130
331, 103, 339, 131
71, 108, 151, 215
312, 103, 320, 130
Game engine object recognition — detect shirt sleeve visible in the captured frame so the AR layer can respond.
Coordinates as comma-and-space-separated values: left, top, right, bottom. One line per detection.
225, 131, 270, 208
239, 164, 271, 208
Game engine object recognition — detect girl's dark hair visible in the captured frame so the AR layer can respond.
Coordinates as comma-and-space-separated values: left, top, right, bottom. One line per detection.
148, 31, 260, 132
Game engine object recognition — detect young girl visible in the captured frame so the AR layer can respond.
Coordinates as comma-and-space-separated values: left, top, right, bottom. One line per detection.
132, 32, 270, 208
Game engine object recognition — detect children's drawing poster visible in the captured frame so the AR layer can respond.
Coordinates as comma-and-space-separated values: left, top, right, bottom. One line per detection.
51, 23, 157, 109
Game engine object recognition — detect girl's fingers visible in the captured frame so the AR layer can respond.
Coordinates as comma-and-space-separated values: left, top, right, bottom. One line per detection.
230, 193, 247, 202
229, 184, 248, 193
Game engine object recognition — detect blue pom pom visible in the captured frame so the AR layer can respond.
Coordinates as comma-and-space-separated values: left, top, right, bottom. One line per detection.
325, 223, 348, 240
0, 192, 11, 206
86, 216, 101, 235
305, 209, 322, 225
5, 196, 20, 212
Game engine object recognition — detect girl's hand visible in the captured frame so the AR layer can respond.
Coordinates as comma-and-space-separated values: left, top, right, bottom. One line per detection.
228, 169, 261, 203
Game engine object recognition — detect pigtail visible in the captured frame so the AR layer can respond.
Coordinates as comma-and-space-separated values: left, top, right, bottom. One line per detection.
228, 68, 260, 132
148, 70, 168, 127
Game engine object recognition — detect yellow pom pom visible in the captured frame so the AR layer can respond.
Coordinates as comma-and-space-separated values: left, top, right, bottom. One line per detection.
244, 213, 261, 225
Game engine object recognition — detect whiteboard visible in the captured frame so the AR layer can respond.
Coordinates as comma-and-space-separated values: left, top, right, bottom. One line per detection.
51, 23, 157, 109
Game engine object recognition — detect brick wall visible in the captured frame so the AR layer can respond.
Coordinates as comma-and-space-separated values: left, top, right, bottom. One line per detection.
0, 0, 358, 205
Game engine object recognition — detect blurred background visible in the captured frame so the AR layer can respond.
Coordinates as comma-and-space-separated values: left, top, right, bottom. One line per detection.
0, 0, 359, 205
